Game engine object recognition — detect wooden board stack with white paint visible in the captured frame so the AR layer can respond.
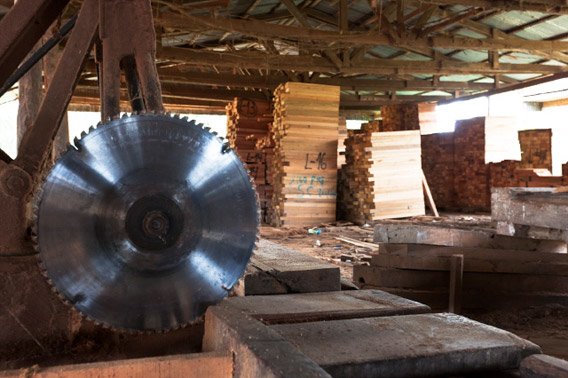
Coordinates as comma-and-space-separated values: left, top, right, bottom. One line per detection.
340, 129, 425, 222
269, 82, 340, 227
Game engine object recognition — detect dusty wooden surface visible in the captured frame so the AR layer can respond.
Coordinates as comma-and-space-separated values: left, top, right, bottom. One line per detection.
0, 351, 232, 378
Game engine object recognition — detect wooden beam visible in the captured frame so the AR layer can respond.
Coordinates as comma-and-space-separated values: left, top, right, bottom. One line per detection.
157, 12, 568, 53
437, 71, 568, 105
280, 0, 311, 27
158, 47, 567, 75
505, 15, 559, 34
416, 0, 568, 15
138, 68, 495, 91
339, 0, 348, 32
420, 7, 481, 37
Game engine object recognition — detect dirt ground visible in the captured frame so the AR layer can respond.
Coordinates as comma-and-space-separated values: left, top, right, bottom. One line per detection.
260, 215, 568, 360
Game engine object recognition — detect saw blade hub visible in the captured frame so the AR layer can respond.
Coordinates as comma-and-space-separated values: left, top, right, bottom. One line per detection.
125, 194, 184, 251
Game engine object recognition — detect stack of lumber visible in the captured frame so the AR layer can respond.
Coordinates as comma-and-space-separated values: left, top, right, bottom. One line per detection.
519, 129, 553, 172
226, 98, 274, 221
488, 160, 520, 188
421, 132, 455, 209
339, 130, 425, 222
418, 103, 437, 134
484, 117, 521, 163
337, 116, 347, 169
453, 117, 490, 211
354, 222, 568, 310
269, 82, 340, 227
361, 120, 381, 133
422, 117, 521, 212
381, 104, 419, 132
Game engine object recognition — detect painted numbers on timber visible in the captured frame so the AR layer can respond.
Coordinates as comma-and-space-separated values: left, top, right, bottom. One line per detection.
289, 175, 335, 197
304, 152, 327, 170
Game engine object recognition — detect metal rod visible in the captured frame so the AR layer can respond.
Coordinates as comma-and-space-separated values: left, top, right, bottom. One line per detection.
0, 13, 77, 98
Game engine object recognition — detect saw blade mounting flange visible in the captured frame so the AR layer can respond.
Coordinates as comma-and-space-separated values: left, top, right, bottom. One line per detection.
35, 113, 259, 332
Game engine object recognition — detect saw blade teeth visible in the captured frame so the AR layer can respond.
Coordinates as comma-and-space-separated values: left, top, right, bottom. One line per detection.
35, 113, 257, 333
221, 142, 231, 154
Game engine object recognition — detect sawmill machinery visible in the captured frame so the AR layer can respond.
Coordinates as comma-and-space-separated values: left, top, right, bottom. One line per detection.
0, 0, 258, 331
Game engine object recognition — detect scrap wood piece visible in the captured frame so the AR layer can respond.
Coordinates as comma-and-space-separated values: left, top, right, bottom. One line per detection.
422, 169, 439, 217
335, 236, 378, 251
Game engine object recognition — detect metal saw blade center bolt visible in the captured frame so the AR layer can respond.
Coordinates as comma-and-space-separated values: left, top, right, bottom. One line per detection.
142, 211, 169, 242
125, 194, 184, 251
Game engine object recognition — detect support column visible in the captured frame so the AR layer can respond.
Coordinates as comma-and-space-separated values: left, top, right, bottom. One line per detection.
43, 25, 69, 160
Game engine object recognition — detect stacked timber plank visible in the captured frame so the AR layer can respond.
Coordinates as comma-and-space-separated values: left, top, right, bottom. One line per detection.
380, 104, 419, 132
337, 116, 347, 169
518, 129, 553, 172
339, 130, 425, 222
354, 222, 568, 311
421, 132, 455, 209
418, 103, 437, 134
453, 117, 490, 211
226, 98, 274, 222
270, 83, 340, 227
422, 117, 521, 212
488, 160, 520, 188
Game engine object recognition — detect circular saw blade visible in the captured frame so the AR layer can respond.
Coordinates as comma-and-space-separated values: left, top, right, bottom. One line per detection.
36, 114, 259, 331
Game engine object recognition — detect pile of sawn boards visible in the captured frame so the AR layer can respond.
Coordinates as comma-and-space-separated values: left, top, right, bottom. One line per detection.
339, 129, 425, 222
269, 82, 340, 227
226, 98, 274, 222
354, 222, 568, 310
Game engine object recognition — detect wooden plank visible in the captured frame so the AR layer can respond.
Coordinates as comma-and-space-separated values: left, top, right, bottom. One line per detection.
371, 251, 568, 276
422, 170, 439, 217
374, 222, 567, 252
271, 314, 540, 377
233, 239, 340, 295
492, 187, 568, 231
354, 265, 568, 293
448, 254, 463, 314
0, 351, 233, 378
